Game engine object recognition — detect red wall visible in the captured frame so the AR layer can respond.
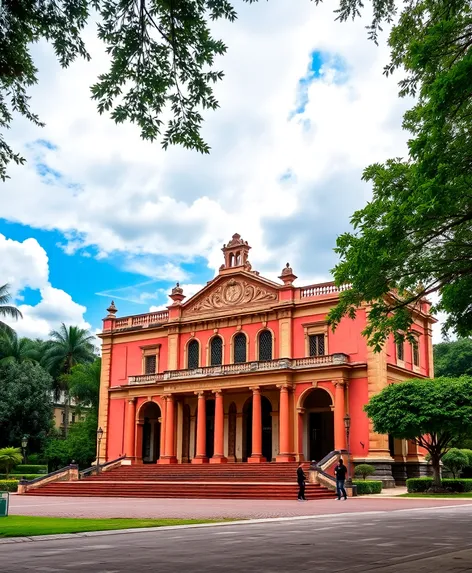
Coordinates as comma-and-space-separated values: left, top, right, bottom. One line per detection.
107, 398, 126, 459
110, 336, 168, 385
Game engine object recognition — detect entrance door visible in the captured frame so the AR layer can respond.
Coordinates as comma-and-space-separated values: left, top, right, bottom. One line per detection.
206, 400, 215, 459
262, 398, 272, 462
309, 412, 334, 462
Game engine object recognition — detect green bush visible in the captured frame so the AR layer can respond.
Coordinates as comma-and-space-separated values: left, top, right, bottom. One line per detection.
354, 464, 376, 480
0, 473, 44, 480
13, 464, 47, 474
442, 449, 469, 478
353, 480, 383, 494
26, 454, 47, 465
0, 480, 18, 492
406, 478, 472, 493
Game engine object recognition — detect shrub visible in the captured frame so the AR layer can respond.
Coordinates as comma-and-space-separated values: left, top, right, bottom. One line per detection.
442, 449, 469, 478
441, 479, 472, 492
353, 480, 383, 494
13, 464, 48, 474
0, 480, 19, 492
406, 478, 433, 492
406, 478, 472, 493
0, 474, 44, 480
354, 464, 376, 480
0, 447, 23, 478
26, 454, 47, 465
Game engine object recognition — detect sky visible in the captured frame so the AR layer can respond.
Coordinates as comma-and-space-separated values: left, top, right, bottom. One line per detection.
0, 1, 445, 342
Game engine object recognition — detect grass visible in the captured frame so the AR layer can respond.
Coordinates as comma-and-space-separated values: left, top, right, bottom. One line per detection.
0, 515, 224, 538
400, 493, 472, 498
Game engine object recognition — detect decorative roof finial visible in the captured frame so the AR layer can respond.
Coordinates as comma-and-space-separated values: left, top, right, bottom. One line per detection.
169, 282, 185, 304
279, 262, 297, 286
106, 300, 118, 318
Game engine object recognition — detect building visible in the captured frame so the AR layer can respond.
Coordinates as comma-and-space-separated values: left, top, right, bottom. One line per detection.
97, 234, 434, 485
52, 391, 87, 434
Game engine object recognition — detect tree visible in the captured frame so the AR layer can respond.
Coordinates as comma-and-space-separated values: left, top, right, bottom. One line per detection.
434, 339, 472, 378
329, 0, 472, 347
0, 329, 39, 364
0, 284, 22, 332
67, 358, 101, 415
0, 0, 425, 181
442, 448, 469, 479
354, 463, 376, 481
42, 325, 96, 437
0, 361, 54, 452
364, 377, 472, 488
0, 447, 23, 478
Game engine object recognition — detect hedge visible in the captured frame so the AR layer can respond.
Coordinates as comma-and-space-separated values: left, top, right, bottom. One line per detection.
0, 474, 44, 481
0, 480, 19, 492
406, 478, 472, 493
353, 480, 383, 494
12, 465, 47, 475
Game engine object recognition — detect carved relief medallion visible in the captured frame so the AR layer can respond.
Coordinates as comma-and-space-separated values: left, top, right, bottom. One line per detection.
190, 279, 277, 313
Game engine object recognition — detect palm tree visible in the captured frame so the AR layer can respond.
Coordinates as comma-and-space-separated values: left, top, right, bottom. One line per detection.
0, 329, 39, 364
68, 358, 101, 416
0, 447, 23, 478
0, 283, 22, 332
43, 324, 96, 436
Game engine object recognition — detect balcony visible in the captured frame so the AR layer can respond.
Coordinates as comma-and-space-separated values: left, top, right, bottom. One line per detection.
114, 310, 169, 330
128, 353, 349, 385
299, 282, 352, 298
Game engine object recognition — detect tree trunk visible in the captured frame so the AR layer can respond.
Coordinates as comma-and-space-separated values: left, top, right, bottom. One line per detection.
431, 454, 442, 487
63, 389, 70, 438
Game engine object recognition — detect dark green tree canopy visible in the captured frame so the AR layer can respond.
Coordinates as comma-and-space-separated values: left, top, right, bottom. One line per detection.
434, 339, 472, 378
365, 377, 472, 484
1, 0, 399, 180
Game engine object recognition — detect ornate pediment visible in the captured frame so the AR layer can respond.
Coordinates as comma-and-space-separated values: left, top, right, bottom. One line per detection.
184, 278, 278, 316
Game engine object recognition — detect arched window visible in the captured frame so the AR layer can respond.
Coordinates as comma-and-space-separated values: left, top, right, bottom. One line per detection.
233, 333, 247, 363
258, 330, 273, 361
210, 336, 223, 366
187, 339, 199, 369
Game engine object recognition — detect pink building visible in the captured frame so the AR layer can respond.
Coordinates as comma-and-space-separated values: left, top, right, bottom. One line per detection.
98, 234, 434, 485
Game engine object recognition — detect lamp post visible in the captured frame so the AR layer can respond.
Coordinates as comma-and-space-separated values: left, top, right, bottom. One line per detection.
343, 414, 352, 486
21, 435, 28, 465
96, 427, 104, 475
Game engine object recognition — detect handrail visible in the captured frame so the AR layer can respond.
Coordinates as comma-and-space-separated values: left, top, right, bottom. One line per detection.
19, 464, 77, 485
80, 455, 126, 478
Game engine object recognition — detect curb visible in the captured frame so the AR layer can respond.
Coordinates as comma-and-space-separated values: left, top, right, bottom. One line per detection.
1, 503, 472, 545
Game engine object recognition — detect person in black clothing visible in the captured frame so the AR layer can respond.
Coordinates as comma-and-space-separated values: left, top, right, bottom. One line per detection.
334, 458, 348, 500
297, 462, 307, 501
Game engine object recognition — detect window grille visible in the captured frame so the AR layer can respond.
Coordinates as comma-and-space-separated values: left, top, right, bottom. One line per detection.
187, 340, 199, 369
396, 341, 404, 361
144, 355, 156, 374
233, 333, 247, 363
210, 336, 223, 366
258, 330, 273, 361
413, 341, 419, 366
309, 334, 325, 356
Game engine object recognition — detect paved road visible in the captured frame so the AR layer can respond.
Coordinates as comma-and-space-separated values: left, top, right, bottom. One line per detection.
2, 504, 472, 572
9, 494, 472, 519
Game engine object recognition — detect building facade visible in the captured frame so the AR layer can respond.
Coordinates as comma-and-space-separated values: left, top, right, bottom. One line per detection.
98, 234, 435, 484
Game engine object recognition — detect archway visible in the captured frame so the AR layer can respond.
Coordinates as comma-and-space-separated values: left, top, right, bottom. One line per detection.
140, 402, 161, 463
206, 399, 215, 459
302, 388, 334, 462
228, 402, 237, 462
243, 395, 272, 462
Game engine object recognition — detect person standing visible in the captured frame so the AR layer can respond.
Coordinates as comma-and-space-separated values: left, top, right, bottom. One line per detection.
297, 462, 307, 501
334, 458, 348, 500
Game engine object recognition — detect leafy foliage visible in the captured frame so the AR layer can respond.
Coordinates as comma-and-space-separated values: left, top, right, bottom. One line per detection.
407, 478, 472, 493
329, 0, 472, 346
0, 284, 22, 332
0, 361, 54, 452
67, 358, 101, 415
0, 447, 23, 478
0, 329, 40, 364
0, 479, 19, 492
352, 480, 382, 494
1, 0, 404, 179
364, 377, 472, 485
442, 448, 469, 479
434, 339, 472, 378
354, 463, 376, 480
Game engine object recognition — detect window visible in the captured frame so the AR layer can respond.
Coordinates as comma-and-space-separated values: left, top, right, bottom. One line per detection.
144, 355, 157, 374
396, 341, 404, 362
187, 340, 200, 369
309, 334, 325, 356
412, 340, 419, 366
233, 333, 247, 363
210, 336, 223, 366
258, 330, 273, 361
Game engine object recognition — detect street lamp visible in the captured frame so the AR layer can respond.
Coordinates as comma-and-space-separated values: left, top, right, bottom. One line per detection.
21, 435, 28, 465
343, 414, 352, 486
96, 427, 104, 475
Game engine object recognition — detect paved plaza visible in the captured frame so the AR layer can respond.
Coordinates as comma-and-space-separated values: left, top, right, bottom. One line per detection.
2, 503, 472, 572
8, 494, 472, 520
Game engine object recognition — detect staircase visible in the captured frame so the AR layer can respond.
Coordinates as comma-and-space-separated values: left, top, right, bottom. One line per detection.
25, 462, 334, 500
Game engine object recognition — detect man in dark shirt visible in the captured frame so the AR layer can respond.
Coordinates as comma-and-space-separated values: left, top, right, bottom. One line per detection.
334, 459, 348, 500
297, 462, 307, 501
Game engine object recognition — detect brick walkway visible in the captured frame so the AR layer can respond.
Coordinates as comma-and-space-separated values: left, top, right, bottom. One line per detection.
9, 495, 472, 520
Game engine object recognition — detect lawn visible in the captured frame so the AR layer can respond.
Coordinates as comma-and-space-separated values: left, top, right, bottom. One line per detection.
0, 515, 223, 538
400, 493, 472, 498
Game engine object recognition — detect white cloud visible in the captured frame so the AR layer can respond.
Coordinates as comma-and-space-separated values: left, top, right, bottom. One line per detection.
149, 283, 206, 312
0, 234, 90, 339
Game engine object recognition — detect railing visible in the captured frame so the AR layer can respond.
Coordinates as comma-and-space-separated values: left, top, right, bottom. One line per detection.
128, 353, 349, 385
80, 455, 127, 478
300, 282, 352, 298
114, 311, 169, 329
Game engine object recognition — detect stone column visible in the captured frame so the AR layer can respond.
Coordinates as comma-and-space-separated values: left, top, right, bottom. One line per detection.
159, 399, 166, 460
211, 390, 227, 463
248, 387, 265, 463
334, 381, 346, 451
276, 385, 295, 461
124, 398, 137, 461
160, 395, 177, 464
192, 392, 208, 463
